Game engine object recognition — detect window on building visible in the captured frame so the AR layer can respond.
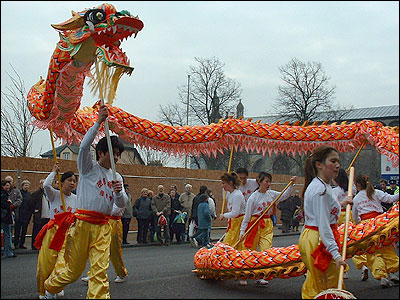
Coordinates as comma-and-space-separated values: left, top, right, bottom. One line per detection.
63, 152, 70, 160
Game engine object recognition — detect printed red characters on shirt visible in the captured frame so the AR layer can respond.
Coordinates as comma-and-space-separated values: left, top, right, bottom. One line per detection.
97, 177, 115, 202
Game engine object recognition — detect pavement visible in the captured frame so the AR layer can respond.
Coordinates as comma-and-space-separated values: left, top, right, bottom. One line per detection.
2, 225, 301, 256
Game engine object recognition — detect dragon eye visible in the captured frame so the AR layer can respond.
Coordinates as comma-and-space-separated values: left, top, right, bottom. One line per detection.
84, 9, 106, 25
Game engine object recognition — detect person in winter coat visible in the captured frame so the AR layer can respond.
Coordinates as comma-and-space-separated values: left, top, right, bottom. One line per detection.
31, 179, 50, 250
169, 189, 183, 243
179, 184, 195, 241
193, 194, 212, 248
1, 180, 16, 258
151, 185, 171, 246
133, 188, 153, 244
290, 190, 302, 231
121, 184, 133, 244
14, 180, 33, 249
277, 196, 295, 233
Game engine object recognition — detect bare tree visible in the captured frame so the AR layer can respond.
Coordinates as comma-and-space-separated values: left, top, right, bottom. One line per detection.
136, 147, 172, 167
158, 57, 244, 170
1, 65, 39, 157
268, 58, 354, 176
272, 58, 339, 123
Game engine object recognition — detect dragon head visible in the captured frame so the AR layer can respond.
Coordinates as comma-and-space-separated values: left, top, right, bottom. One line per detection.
52, 3, 144, 74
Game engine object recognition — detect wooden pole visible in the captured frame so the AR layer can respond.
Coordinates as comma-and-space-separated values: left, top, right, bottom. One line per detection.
49, 128, 66, 212
337, 166, 355, 290
346, 140, 368, 173
94, 57, 117, 180
220, 144, 235, 215
232, 180, 294, 249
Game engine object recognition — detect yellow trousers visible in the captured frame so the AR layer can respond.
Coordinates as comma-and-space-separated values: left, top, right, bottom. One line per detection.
36, 225, 66, 296
44, 219, 112, 299
358, 245, 399, 279
299, 228, 344, 299
109, 218, 128, 277
244, 216, 273, 251
223, 215, 244, 250
352, 254, 368, 270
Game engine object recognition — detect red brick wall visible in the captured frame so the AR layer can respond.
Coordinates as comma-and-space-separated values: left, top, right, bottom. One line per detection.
1, 156, 304, 234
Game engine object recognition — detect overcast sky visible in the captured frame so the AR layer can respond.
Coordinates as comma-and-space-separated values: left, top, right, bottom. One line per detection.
1, 1, 399, 162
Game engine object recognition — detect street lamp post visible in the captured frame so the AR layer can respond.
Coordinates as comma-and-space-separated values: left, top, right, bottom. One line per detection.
184, 74, 190, 169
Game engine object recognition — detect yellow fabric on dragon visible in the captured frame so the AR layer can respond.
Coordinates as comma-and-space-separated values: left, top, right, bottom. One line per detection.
36, 224, 66, 297
299, 228, 345, 299
337, 210, 354, 226
109, 218, 128, 278
44, 219, 112, 299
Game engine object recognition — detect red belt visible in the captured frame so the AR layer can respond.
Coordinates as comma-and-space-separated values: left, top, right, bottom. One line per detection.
109, 215, 121, 220
49, 209, 110, 251
306, 224, 340, 274
33, 219, 56, 250
244, 214, 270, 249
341, 208, 346, 212
360, 211, 379, 220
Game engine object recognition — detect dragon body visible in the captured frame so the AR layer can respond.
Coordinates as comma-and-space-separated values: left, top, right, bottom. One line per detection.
27, 3, 399, 283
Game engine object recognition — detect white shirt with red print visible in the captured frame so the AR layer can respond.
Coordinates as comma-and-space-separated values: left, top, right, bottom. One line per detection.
43, 171, 77, 219
240, 185, 293, 236
352, 189, 398, 223
239, 179, 259, 202
76, 122, 127, 215
222, 189, 246, 219
303, 177, 341, 260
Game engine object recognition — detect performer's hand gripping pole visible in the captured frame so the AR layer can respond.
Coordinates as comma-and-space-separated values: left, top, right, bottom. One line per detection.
49, 128, 67, 212
94, 57, 117, 180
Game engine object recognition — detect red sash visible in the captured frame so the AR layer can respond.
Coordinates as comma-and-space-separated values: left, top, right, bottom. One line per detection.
226, 214, 244, 232
360, 211, 379, 220
244, 214, 270, 249
49, 209, 110, 251
307, 224, 340, 274
109, 215, 121, 220
33, 219, 56, 250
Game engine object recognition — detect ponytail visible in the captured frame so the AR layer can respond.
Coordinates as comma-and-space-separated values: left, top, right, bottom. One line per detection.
355, 174, 375, 200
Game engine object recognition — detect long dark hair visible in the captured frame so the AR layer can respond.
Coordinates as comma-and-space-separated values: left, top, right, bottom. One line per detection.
220, 172, 240, 189
335, 168, 348, 192
301, 146, 339, 203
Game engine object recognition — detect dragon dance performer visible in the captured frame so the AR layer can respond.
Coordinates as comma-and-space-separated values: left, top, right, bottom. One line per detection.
44, 105, 128, 299
219, 172, 246, 247
298, 146, 350, 299
351, 174, 399, 288
238, 171, 297, 286
35, 163, 77, 299
81, 201, 129, 284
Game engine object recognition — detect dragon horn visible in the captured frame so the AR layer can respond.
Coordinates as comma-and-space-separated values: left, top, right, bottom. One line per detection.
51, 10, 85, 31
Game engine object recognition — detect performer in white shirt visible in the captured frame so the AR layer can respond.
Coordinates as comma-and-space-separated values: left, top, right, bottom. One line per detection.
236, 168, 259, 203
35, 164, 77, 299
44, 105, 128, 299
219, 172, 246, 249
238, 171, 296, 286
240, 172, 296, 250
298, 146, 349, 299
351, 173, 399, 288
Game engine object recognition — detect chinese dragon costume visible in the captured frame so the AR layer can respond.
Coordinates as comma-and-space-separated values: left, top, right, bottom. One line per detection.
27, 3, 399, 284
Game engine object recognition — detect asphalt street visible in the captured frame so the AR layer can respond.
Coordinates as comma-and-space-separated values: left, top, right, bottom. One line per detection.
1, 230, 399, 299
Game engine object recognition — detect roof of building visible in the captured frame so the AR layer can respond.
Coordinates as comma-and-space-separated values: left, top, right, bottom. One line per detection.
251, 105, 399, 124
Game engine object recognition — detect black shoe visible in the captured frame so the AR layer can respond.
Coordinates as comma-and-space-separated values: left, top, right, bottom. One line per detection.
122, 241, 129, 244
19, 245, 27, 249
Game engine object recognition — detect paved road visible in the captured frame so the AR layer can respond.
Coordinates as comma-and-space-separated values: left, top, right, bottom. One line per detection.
1, 231, 399, 299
